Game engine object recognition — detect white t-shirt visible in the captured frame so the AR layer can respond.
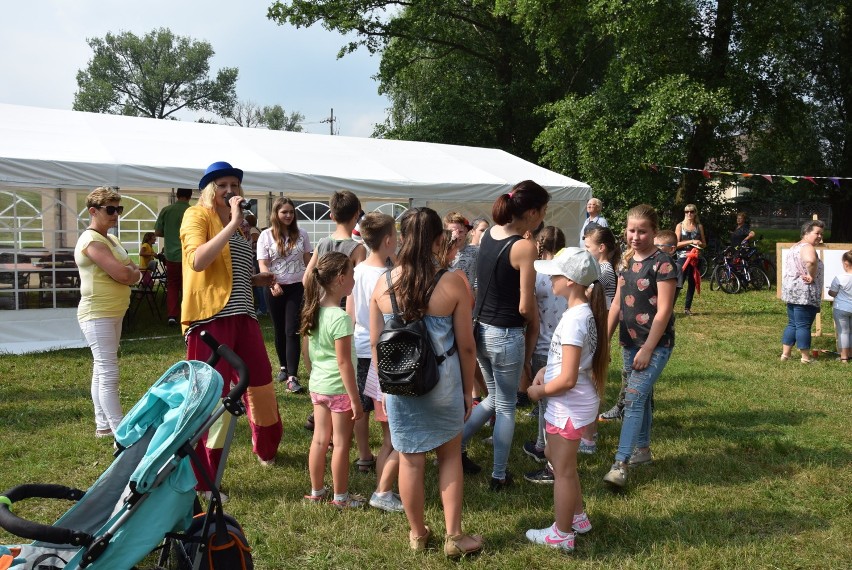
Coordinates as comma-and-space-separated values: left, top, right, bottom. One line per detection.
543, 303, 600, 430
535, 272, 568, 355
352, 262, 388, 358
829, 273, 852, 313
256, 227, 312, 285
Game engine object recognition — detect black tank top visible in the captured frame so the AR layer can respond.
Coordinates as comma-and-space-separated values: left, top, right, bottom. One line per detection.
475, 231, 524, 328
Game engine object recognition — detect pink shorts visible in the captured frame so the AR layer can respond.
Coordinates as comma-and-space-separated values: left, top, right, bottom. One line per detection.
545, 419, 583, 441
310, 392, 352, 414
372, 398, 387, 422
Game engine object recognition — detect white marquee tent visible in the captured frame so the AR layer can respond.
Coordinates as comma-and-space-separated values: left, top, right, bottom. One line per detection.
0, 103, 591, 354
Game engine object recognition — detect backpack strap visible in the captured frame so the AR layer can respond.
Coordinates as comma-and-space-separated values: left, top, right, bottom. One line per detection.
384, 270, 400, 317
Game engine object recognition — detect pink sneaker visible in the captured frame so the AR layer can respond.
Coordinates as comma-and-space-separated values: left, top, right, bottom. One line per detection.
572, 512, 592, 534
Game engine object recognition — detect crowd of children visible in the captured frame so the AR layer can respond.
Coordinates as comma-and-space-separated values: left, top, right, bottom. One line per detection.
131, 167, 847, 558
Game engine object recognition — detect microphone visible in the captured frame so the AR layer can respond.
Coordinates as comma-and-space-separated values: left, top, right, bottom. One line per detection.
223, 191, 251, 210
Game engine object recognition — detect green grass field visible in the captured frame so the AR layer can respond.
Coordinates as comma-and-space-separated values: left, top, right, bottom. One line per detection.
1, 287, 850, 569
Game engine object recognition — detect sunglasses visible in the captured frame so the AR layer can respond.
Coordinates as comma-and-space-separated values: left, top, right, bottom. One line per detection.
655, 243, 676, 248
685, 210, 696, 214
97, 205, 124, 215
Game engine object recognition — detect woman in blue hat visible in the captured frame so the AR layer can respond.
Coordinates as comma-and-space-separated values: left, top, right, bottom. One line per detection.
180, 161, 283, 497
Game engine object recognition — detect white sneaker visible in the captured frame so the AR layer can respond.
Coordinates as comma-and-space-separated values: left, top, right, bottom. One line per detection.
525, 523, 575, 551
603, 461, 628, 488
369, 491, 404, 512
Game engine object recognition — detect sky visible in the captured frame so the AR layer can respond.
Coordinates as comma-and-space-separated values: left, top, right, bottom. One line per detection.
0, 0, 389, 137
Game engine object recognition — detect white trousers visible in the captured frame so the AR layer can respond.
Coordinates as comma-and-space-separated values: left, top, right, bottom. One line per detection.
79, 316, 124, 432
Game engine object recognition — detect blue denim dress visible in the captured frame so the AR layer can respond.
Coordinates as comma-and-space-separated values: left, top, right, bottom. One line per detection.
383, 314, 464, 453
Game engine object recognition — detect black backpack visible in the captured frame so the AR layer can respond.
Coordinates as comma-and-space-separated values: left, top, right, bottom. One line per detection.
376, 269, 456, 397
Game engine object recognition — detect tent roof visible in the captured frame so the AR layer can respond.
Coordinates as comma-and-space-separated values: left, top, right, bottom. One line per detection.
0, 103, 589, 202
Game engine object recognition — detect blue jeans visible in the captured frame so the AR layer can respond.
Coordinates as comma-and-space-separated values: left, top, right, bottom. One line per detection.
462, 323, 524, 480
615, 345, 672, 463
782, 303, 818, 350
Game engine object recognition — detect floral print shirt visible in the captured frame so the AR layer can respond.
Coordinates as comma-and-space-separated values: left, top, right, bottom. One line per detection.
618, 250, 678, 349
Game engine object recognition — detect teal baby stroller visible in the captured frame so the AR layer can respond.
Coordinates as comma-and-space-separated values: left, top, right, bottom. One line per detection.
0, 332, 253, 570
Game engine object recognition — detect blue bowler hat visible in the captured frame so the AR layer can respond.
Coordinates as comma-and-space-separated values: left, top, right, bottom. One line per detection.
199, 161, 244, 189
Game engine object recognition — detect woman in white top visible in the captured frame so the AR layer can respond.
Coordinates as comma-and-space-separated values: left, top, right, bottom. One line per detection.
74, 186, 142, 438
257, 196, 312, 390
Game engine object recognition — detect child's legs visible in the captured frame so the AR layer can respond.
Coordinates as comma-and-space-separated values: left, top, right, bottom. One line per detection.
330, 407, 356, 495
531, 353, 548, 449
435, 434, 465, 536
833, 308, 851, 358
354, 358, 374, 461
398, 451, 427, 538
546, 429, 582, 533
615, 346, 671, 462
308, 401, 332, 491
376, 421, 399, 494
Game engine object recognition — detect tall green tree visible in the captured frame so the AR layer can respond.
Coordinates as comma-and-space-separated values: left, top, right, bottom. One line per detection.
260, 105, 305, 132
73, 28, 238, 120
267, 0, 600, 159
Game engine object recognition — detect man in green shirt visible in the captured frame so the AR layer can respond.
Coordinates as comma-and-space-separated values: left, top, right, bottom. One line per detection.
154, 188, 192, 325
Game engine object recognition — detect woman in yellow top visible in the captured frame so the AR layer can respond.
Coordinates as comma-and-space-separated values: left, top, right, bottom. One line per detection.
180, 161, 282, 495
74, 186, 142, 439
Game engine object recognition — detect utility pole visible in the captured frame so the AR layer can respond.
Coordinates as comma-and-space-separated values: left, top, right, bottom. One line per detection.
320, 108, 336, 135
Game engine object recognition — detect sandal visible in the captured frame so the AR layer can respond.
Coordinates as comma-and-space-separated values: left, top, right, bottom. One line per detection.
356, 455, 376, 473
800, 357, 813, 364
409, 525, 432, 551
779, 354, 790, 361
95, 428, 113, 438
444, 533, 483, 558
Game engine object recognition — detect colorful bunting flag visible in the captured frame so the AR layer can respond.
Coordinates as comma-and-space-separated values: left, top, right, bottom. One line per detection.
640, 163, 851, 189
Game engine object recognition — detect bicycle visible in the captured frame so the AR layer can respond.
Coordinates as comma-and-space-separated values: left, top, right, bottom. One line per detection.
729, 246, 771, 291
739, 236, 776, 284
709, 247, 741, 294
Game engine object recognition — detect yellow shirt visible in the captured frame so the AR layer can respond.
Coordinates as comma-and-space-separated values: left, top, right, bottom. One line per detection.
179, 205, 233, 331
74, 229, 132, 321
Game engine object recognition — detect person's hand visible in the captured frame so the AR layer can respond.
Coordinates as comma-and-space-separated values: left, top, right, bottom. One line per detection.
269, 282, 283, 297
632, 346, 651, 371
527, 383, 544, 402
801, 273, 814, 284
463, 393, 473, 421
350, 400, 364, 421
532, 367, 545, 386
227, 194, 245, 221
252, 272, 275, 287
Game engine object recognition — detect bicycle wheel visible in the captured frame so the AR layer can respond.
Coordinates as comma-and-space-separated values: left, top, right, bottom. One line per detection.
760, 259, 777, 283
709, 266, 721, 291
698, 255, 709, 278
748, 266, 771, 290
718, 271, 741, 294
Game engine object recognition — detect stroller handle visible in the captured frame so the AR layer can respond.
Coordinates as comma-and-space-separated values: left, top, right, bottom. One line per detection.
200, 331, 250, 413
0, 484, 92, 547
